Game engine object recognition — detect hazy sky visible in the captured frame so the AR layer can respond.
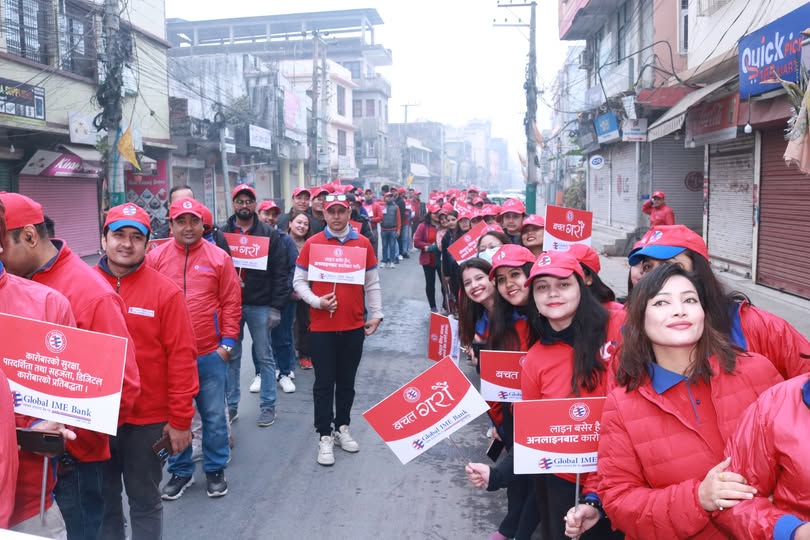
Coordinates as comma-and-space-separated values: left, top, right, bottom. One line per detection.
164, 0, 572, 150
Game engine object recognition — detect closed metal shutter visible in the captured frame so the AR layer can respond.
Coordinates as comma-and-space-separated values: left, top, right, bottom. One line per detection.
651, 135, 705, 233
0, 162, 15, 192
706, 135, 755, 273
610, 143, 638, 229
757, 128, 810, 298
588, 157, 610, 225
18, 176, 100, 257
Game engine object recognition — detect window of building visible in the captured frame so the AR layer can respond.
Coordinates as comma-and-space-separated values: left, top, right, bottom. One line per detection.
337, 85, 346, 116
338, 129, 347, 156
342, 61, 361, 79
679, 0, 689, 53
364, 139, 377, 158
4, 0, 52, 64
616, 2, 627, 63
365, 99, 375, 117
353, 99, 362, 118
698, 0, 732, 16
58, 1, 95, 78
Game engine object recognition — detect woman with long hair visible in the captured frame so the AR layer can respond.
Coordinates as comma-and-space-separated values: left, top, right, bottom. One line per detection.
413, 205, 442, 313
457, 257, 497, 365
520, 215, 545, 258
441, 210, 469, 314
288, 211, 314, 369
629, 224, 810, 379
564, 264, 783, 539
522, 250, 625, 540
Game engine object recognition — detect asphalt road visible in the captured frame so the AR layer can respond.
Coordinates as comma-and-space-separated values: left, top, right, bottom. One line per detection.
162, 255, 506, 539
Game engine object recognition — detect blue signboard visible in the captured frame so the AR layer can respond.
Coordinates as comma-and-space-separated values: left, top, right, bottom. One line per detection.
594, 112, 621, 144
738, 3, 810, 99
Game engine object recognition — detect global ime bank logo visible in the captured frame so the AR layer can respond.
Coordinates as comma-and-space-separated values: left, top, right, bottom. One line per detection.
45, 330, 67, 354
569, 402, 591, 421
403, 387, 421, 403
412, 439, 425, 450
12, 391, 22, 407
539, 457, 553, 470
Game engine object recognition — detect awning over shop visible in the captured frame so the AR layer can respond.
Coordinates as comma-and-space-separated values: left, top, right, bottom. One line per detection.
410, 163, 431, 178
21, 149, 100, 178
636, 85, 695, 108
647, 75, 737, 141
59, 143, 102, 162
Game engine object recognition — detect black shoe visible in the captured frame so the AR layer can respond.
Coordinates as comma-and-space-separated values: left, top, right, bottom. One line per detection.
161, 474, 193, 501
228, 408, 239, 424
206, 470, 228, 497
402, 253, 410, 259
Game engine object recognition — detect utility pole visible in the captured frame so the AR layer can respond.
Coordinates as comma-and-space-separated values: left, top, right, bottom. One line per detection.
308, 32, 320, 186
400, 103, 418, 184
319, 41, 328, 181
101, 0, 124, 206
217, 109, 231, 218
495, 1, 538, 214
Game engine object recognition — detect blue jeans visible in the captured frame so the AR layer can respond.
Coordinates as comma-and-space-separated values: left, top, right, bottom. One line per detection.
169, 351, 229, 475
226, 304, 277, 411
271, 301, 296, 376
54, 460, 104, 540
381, 229, 398, 263
399, 223, 412, 254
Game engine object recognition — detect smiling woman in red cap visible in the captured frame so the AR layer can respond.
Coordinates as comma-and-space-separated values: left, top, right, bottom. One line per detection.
521, 250, 625, 540
641, 190, 675, 228
630, 224, 810, 380
519, 214, 545, 257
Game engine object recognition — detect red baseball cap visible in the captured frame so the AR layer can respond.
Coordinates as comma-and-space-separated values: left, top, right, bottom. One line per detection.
521, 214, 546, 230
628, 224, 708, 266
652, 191, 665, 199
468, 185, 479, 193
323, 193, 350, 210
439, 203, 454, 214
231, 183, 256, 201
499, 198, 526, 216
258, 200, 280, 214
104, 203, 151, 235
310, 186, 330, 198
526, 250, 584, 285
489, 244, 536, 279
472, 197, 484, 205
481, 204, 501, 218
566, 243, 601, 273
427, 203, 441, 214
169, 197, 204, 219
397, 187, 407, 194
480, 191, 488, 197
292, 187, 311, 199
199, 205, 214, 231
0, 192, 44, 229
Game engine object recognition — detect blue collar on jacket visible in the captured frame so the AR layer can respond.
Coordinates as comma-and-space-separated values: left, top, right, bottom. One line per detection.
729, 303, 747, 349
648, 363, 688, 394
475, 312, 489, 337
323, 227, 359, 244
803, 377, 810, 409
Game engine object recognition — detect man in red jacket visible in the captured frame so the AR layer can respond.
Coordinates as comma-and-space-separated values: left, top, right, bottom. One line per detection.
96, 203, 199, 538
148, 198, 241, 500
0, 192, 141, 540
641, 190, 676, 228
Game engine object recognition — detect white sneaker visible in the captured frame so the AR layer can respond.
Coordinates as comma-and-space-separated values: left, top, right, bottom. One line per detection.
278, 375, 296, 393
397, 254, 403, 261
288, 371, 295, 380
333, 425, 359, 453
317, 435, 335, 466
249, 375, 261, 393
275, 369, 280, 379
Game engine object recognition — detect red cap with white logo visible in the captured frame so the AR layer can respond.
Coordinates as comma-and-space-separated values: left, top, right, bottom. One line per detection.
526, 250, 584, 285
169, 197, 204, 219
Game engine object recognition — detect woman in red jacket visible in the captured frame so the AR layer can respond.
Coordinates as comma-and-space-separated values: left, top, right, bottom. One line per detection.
630, 224, 810, 379
413, 205, 441, 313
522, 250, 625, 540
564, 264, 783, 539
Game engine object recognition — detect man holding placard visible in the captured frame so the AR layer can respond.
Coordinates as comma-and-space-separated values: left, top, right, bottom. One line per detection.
220, 184, 290, 427
293, 194, 383, 466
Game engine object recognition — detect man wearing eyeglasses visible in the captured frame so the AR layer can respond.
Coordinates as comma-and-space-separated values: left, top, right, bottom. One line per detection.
221, 184, 290, 428
293, 193, 383, 467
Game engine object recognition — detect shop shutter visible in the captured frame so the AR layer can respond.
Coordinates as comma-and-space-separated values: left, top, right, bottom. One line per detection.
18, 176, 100, 257
706, 136, 755, 273
0, 162, 15, 192
757, 128, 810, 298
610, 143, 638, 229
588, 156, 610, 225
651, 134, 705, 233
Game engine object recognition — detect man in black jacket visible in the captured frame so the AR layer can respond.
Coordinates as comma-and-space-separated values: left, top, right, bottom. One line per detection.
221, 184, 290, 428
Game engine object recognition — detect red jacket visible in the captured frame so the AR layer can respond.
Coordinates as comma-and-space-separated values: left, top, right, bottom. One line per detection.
736, 302, 810, 379
521, 309, 625, 483
642, 200, 675, 227
363, 201, 383, 225
147, 238, 242, 355
596, 353, 783, 540
31, 240, 140, 463
0, 265, 76, 526
714, 374, 810, 540
413, 222, 438, 267
96, 259, 199, 430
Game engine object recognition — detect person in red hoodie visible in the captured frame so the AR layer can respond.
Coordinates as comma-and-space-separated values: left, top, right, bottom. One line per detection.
564, 264, 782, 539
641, 190, 676, 228
0, 192, 140, 540
95, 203, 199, 539
0, 198, 77, 537
147, 198, 241, 500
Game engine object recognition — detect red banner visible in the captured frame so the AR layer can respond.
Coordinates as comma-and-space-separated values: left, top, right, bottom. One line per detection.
513, 397, 606, 474
223, 233, 270, 270
0, 313, 129, 435
307, 244, 367, 285
363, 357, 490, 464
543, 205, 593, 251
448, 221, 498, 263
479, 350, 525, 402
427, 313, 459, 363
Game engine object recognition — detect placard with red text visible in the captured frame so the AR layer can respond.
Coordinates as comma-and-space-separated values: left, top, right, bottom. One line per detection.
543, 205, 593, 251
447, 221, 493, 263
223, 233, 270, 270
513, 397, 606, 474
427, 313, 459, 364
0, 313, 129, 435
363, 357, 490, 464
479, 350, 525, 402
307, 244, 368, 285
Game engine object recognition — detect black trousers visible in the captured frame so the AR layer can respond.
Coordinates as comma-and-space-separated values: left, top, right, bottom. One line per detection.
101, 422, 165, 540
294, 299, 312, 358
422, 264, 438, 309
310, 328, 366, 436
535, 474, 624, 540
